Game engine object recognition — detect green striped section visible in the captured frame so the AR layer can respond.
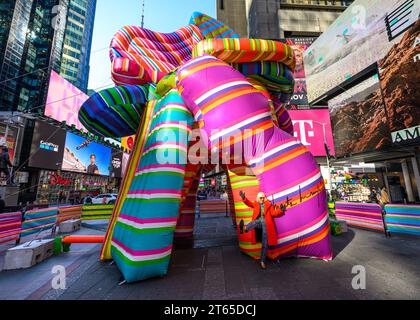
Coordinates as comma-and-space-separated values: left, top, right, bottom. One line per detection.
82, 205, 114, 220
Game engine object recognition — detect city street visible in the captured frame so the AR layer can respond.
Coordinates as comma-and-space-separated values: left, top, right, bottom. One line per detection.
1, 214, 419, 300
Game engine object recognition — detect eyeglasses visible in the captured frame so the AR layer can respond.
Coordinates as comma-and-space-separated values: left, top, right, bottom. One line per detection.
259, 197, 265, 200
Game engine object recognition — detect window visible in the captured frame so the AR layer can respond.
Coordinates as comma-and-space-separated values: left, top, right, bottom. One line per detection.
220, 0, 224, 10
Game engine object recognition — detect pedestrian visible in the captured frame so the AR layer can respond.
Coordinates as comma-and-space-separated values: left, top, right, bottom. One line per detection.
369, 187, 378, 204
0, 146, 13, 185
238, 191, 286, 269
379, 187, 390, 206
0, 195, 5, 213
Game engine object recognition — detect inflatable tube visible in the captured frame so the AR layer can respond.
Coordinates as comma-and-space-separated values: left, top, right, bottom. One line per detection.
110, 25, 203, 85
110, 91, 194, 283
192, 39, 296, 70
79, 84, 156, 138
190, 12, 239, 39
62, 235, 105, 244
233, 61, 295, 96
177, 55, 332, 260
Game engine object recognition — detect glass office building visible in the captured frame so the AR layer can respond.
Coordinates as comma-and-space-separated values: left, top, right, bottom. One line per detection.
60, 0, 96, 93
0, 0, 68, 114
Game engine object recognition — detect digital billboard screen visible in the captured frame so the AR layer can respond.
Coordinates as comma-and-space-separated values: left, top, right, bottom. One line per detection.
328, 74, 392, 158
45, 70, 89, 131
304, 0, 420, 103
29, 120, 67, 170
380, 18, 420, 145
283, 38, 316, 109
62, 132, 112, 176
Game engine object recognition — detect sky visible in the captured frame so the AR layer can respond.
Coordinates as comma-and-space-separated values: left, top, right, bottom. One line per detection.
88, 0, 216, 91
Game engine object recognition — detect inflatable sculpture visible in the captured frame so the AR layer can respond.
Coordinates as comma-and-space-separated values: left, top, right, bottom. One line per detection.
79, 13, 333, 283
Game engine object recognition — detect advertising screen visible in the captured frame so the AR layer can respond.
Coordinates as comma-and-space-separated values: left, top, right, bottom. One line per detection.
288, 109, 335, 157
380, 18, 420, 145
110, 151, 123, 178
0, 124, 18, 164
62, 132, 112, 176
328, 74, 391, 158
284, 38, 316, 109
29, 120, 67, 170
304, 0, 420, 103
44, 70, 89, 131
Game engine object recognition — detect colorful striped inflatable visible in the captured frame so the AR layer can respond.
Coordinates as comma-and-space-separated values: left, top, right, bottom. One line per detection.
335, 202, 385, 232
385, 204, 420, 236
174, 162, 200, 238
177, 55, 332, 261
101, 99, 157, 261
80, 84, 156, 138
110, 25, 203, 85
190, 12, 239, 39
78, 12, 332, 283
110, 90, 194, 282
229, 169, 263, 259
0, 212, 22, 245
193, 39, 296, 70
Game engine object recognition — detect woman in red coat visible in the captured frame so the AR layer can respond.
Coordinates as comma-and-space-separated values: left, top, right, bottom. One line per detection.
239, 191, 285, 269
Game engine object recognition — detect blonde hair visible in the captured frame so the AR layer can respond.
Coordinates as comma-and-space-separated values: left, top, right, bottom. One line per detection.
256, 192, 266, 201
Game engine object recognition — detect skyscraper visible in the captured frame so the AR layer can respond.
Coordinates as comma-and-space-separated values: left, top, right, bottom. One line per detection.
59, 0, 96, 93
0, 0, 68, 114
216, 0, 249, 37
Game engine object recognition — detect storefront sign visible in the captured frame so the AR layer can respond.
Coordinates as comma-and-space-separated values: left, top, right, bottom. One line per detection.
0, 124, 18, 163
392, 125, 420, 145
49, 173, 72, 186
289, 109, 335, 157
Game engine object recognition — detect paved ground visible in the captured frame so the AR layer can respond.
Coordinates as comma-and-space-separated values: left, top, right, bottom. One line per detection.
0, 214, 419, 300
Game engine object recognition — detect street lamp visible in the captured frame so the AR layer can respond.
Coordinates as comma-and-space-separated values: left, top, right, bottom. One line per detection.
313, 120, 332, 193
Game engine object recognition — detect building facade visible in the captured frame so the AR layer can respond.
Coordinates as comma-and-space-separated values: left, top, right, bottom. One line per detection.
248, 0, 353, 39
59, 0, 96, 93
0, 0, 67, 114
216, 0, 249, 37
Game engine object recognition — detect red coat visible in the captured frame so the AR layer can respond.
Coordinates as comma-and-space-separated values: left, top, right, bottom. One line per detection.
243, 198, 284, 246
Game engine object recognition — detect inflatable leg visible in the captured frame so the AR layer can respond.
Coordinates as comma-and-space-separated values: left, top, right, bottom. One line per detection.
177, 55, 333, 261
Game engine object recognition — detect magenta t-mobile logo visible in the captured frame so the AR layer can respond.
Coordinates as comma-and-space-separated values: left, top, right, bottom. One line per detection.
293, 120, 314, 146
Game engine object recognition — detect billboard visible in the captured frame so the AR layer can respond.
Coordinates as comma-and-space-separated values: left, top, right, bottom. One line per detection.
289, 109, 335, 157
29, 121, 67, 170
62, 132, 112, 176
380, 18, 420, 145
304, 0, 420, 103
328, 74, 392, 157
45, 70, 89, 131
284, 38, 316, 109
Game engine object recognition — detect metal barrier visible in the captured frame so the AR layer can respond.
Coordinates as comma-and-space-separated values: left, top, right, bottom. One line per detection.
335, 202, 386, 232
0, 211, 23, 245
385, 204, 420, 236
198, 200, 228, 217
81, 204, 114, 220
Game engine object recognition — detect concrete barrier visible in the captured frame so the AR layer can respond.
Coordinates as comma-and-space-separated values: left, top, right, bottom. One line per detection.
59, 219, 81, 234
3, 239, 54, 270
